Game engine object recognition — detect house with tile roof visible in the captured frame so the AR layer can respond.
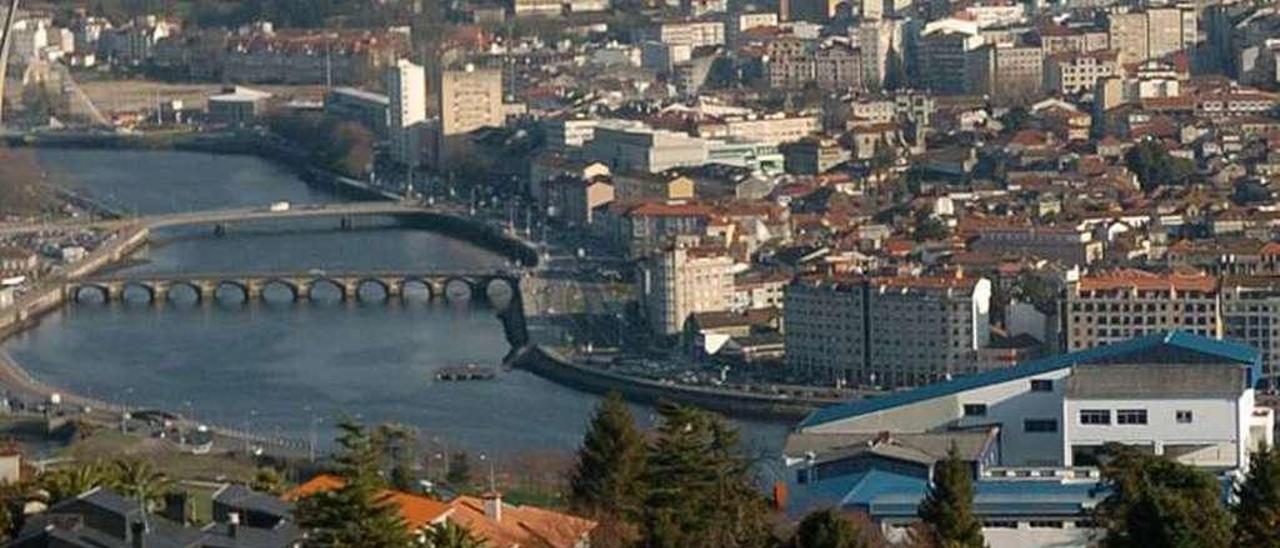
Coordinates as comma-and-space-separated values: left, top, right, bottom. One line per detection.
283, 474, 453, 533
446, 492, 596, 548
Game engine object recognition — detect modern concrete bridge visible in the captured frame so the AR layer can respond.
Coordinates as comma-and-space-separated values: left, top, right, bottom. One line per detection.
68, 269, 519, 304
0, 201, 447, 237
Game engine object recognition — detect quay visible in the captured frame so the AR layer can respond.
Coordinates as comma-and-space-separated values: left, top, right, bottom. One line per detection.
435, 364, 498, 381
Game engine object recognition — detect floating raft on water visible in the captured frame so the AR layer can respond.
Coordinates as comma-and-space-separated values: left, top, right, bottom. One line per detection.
435, 364, 497, 381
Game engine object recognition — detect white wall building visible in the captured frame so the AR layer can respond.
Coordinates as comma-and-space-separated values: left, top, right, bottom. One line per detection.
385, 59, 426, 168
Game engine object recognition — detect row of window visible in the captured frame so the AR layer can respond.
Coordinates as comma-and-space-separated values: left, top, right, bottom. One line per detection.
1079, 408, 1192, 425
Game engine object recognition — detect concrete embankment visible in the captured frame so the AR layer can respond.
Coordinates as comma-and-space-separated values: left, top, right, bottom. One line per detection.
510, 345, 836, 422
0, 225, 150, 340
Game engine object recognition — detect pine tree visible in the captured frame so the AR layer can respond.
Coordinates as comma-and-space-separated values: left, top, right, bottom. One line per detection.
568, 391, 647, 522
792, 508, 867, 548
295, 421, 411, 547
882, 44, 906, 92
642, 402, 774, 548
917, 444, 984, 548
1095, 443, 1231, 548
419, 520, 487, 548
447, 451, 473, 488
1236, 444, 1280, 547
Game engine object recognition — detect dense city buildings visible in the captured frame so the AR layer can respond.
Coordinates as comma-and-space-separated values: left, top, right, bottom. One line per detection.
640, 237, 735, 336
8, 0, 1280, 544
785, 275, 992, 387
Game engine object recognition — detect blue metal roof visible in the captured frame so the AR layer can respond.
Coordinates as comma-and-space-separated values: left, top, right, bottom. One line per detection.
863, 477, 1109, 518
799, 331, 1260, 429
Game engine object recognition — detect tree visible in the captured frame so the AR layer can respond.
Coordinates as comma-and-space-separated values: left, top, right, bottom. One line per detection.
294, 420, 411, 547
1234, 444, 1280, 547
447, 451, 473, 488
251, 467, 287, 496
1094, 444, 1231, 548
112, 460, 171, 511
917, 444, 983, 548
568, 391, 647, 521
913, 213, 949, 242
793, 509, 867, 548
1125, 140, 1196, 191
882, 44, 906, 92
374, 424, 418, 492
42, 462, 113, 504
642, 403, 774, 547
419, 520, 488, 548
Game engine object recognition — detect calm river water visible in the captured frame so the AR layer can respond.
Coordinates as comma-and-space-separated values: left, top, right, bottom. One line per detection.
3, 149, 789, 456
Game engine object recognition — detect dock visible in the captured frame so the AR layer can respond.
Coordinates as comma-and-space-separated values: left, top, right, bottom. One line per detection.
435, 364, 497, 381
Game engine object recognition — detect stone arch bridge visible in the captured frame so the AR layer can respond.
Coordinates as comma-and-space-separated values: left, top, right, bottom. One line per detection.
65, 269, 530, 347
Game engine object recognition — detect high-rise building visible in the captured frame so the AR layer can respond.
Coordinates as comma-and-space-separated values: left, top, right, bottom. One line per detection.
1107, 6, 1197, 65
785, 275, 992, 387
918, 18, 984, 95
1220, 277, 1280, 385
641, 238, 736, 336
437, 64, 504, 136
385, 59, 426, 168
1065, 270, 1221, 352
967, 42, 1044, 101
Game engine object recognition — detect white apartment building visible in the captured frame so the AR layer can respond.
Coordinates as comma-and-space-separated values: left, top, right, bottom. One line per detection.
1044, 50, 1119, 95
785, 275, 992, 388
1066, 270, 1221, 352
585, 121, 708, 173
698, 114, 819, 146
438, 65, 504, 137
385, 60, 426, 168
641, 238, 736, 336
543, 118, 598, 150
651, 20, 725, 48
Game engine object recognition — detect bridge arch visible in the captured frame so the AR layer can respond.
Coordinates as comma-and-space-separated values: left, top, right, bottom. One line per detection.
121, 281, 157, 303
355, 278, 391, 302
482, 276, 517, 306
308, 278, 348, 301
399, 277, 435, 302
261, 279, 301, 302
214, 280, 250, 303
72, 284, 111, 303
443, 277, 476, 303
165, 281, 204, 303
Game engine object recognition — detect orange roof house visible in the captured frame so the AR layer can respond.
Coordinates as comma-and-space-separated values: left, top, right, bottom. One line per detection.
283, 474, 453, 531
446, 492, 596, 548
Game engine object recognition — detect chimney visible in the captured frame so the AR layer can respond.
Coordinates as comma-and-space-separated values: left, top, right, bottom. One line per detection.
130, 521, 146, 548
482, 491, 502, 523
228, 512, 240, 539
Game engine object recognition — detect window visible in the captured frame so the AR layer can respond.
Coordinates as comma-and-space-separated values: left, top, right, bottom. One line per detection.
1176, 410, 1193, 424
1030, 379, 1053, 392
1079, 409, 1111, 425
1117, 409, 1148, 425
1025, 419, 1058, 433
963, 404, 987, 417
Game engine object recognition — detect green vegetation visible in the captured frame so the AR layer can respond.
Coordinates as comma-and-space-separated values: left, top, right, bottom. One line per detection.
1125, 140, 1197, 190
792, 509, 868, 548
1234, 444, 1280, 547
568, 391, 647, 545
1094, 443, 1232, 548
916, 444, 984, 548
421, 521, 488, 548
293, 421, 411, 547
265, 111, 373, 179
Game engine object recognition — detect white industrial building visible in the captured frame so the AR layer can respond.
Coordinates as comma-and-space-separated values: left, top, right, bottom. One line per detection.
786, 331, 1274, 547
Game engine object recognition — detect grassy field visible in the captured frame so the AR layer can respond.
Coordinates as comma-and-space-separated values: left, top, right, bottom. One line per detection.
77, 79, 328, 114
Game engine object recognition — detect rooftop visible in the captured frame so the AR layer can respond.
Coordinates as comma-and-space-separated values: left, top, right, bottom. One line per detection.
798, 331, 1259, 429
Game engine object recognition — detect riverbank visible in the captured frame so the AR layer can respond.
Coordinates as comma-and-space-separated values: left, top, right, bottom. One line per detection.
510, 345, 837, 422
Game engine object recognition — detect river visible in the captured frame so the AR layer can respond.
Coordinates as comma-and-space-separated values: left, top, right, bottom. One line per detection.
3, 148, 790, 457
